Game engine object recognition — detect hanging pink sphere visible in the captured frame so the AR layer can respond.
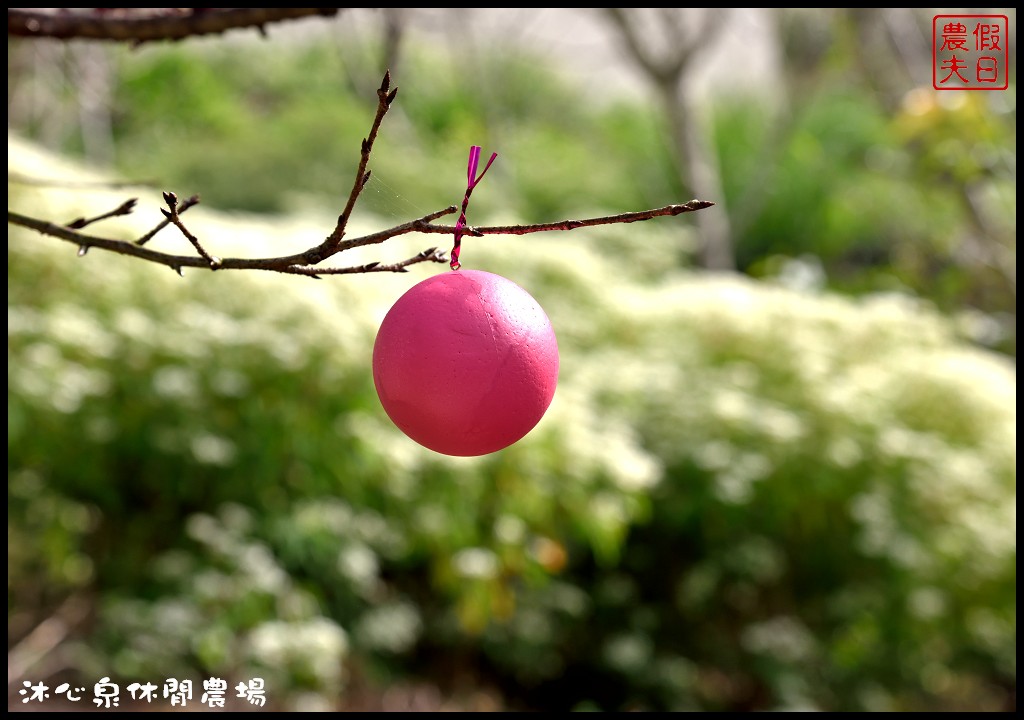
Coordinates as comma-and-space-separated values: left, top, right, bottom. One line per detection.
373, 269, 559, 457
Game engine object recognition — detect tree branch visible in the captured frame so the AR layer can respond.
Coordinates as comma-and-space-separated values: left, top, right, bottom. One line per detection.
8, 198, 715, 277
321, 70, 398, 254
136, 194, 200, 247
66, 198, 137, 230
159, 191, 221, 267
455, 201, 715, 237
8, 8, 343, 45
8, 69, 715, 278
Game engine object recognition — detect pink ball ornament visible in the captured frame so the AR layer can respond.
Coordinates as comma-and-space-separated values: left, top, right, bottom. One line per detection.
373, 269, 559, 456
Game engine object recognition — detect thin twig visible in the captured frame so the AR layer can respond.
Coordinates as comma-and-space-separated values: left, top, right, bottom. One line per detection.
329, 202, 715, 252
321, 70, 398, 253
278, 248, 449, 278
66, 198, 137, 230
160, 192, 221, 267
460, 201, 715, 237
135, 194, 200, 246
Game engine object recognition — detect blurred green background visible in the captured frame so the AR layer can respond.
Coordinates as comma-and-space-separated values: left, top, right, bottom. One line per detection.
7, 8, 1016, 712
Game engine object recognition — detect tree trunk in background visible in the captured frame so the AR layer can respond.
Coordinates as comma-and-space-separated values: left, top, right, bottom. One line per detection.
380, 7, 406, 80
668, 77, 734, 271
71, 43, 115, 167
602, 8, 736, 271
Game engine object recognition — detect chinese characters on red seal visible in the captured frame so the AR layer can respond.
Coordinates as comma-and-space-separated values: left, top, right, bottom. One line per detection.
933, 15, 1009, 90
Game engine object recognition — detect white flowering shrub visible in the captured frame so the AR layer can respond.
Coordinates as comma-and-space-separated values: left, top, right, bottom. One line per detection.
421, 229, 1013, 712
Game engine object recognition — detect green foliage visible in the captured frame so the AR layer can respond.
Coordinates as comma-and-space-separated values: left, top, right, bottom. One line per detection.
714, 86, 1015, 353
8, 138, 1015, 711
522, 279, 1015, 711
109, 43, 374, 214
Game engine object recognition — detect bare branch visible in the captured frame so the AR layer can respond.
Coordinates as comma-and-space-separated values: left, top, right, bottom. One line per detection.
8, 199, 714, 277
7, 205, 462, 276
66, 198, 137, 230
160, 192, 221, 267
329, 203, 716, 253
8, 8, 343, 45
8, 68, 715, 279
136, 195, 200, 246
9, 209, 212, 271
321, 70, 396, 253
460, 201, 715, 237
280, 248, 449, 278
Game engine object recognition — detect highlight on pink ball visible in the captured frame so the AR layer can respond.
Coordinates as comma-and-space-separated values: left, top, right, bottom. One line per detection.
372, 269, 559, 457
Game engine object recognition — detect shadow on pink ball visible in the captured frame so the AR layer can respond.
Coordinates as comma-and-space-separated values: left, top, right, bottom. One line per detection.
373, 269, 559, 456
